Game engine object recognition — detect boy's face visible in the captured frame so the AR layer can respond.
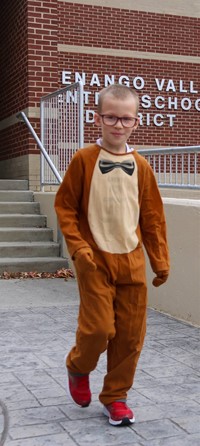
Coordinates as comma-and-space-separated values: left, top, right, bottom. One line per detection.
94, 93, 139, 153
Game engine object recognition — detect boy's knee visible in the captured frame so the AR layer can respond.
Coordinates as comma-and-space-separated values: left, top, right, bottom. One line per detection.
93, 323, 116, 341
80, 322, 115, 344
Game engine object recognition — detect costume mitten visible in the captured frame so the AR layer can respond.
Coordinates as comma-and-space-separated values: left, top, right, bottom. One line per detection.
74, 247, 97, 273
152, 270, 169, 287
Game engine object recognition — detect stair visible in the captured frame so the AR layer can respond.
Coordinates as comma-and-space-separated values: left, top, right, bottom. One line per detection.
0, 180, 68, 273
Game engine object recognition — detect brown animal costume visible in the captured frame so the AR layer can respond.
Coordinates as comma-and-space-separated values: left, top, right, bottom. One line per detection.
55, 143, 169, 406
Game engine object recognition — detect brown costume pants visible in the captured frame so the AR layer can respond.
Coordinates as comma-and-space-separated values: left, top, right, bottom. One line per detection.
66, 246, 147, 405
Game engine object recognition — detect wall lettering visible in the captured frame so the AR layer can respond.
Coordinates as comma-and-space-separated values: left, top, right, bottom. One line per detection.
62, 71, 199, 127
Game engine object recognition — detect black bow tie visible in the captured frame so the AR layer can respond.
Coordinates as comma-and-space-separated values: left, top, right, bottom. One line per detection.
99, 159, 135, 176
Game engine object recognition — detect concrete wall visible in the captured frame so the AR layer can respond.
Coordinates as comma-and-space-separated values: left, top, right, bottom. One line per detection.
146, 198, 200, 326
34, 192, 59, 243
0, 154, 41, 191
35, 192, 200, 326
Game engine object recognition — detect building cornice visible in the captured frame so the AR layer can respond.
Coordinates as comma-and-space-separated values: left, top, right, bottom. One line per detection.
58, 0, 200, 18
58, 44, 200, 64
0, 108, 40, 131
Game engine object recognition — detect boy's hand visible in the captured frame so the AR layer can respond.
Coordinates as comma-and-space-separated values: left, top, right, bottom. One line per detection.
74, 247, 97, 273
152, 271, 169, 287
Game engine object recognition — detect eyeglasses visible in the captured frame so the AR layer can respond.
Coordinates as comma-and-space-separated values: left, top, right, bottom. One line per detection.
100, 115, 138, 128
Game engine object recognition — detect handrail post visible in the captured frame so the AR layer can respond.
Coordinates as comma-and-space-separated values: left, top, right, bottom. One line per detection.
40, 100, 45, 190
79, 81, 84, 147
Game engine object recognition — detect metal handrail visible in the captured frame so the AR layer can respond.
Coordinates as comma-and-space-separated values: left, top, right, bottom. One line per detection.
17, 111, 62, 184
40, 82, 84, 148
16, 111, 63, 256
40, 82, 84, 186
138, 145, 200, 155
138, 145, 200, 189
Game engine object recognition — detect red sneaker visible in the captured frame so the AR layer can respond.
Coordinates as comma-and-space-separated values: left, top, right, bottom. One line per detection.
103, 402, 135, 426
67, 372, 91, 407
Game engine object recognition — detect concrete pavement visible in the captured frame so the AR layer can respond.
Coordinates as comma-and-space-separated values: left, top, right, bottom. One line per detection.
0, 277, 200, 445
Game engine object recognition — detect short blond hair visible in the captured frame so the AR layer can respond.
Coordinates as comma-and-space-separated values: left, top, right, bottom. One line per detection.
97, 84, 139, 114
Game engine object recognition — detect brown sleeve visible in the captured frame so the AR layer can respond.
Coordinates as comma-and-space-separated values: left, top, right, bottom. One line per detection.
137, 155, 170, 273
54, 151, 90, 259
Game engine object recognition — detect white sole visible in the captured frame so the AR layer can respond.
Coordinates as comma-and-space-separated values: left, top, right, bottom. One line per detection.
103, 405, 135, 426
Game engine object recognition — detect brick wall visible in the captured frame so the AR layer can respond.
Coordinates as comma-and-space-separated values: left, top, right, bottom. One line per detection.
0, 0, 59, 162
0, 0, 199, 171
27, 0, 59, 105
57, 2, 200, 148
58, 3, 199, 56
0, 0, 28, 120
58, 53, 200, 147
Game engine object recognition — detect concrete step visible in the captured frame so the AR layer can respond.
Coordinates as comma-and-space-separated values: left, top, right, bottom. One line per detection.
0, 180, 67, 273
0, 202, 40, 214
0, 190, 34, 202
0, 242, 60, 258
0, 228, 53, 242
0, 214, 46, 227
0, 180, 28, 190
0, 257, 68, 273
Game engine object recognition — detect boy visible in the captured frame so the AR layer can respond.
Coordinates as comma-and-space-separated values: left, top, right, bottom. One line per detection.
55, 84, 169, 426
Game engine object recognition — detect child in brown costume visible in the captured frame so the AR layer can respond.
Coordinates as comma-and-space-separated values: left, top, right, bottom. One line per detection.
55, 84, 170, 426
